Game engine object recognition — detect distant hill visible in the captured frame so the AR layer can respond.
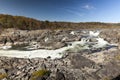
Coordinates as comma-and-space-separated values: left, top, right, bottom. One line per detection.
0, 14, 119, 30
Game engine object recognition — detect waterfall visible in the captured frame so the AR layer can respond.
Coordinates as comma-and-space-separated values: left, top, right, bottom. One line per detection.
93, 38, 109, 48
89, 31, 100, 37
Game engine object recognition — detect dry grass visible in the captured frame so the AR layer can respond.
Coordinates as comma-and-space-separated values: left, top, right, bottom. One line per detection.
103, 77, 110, 80
0, 73, 7, 79
115, 54, 120, 60
30, 69, 51, 80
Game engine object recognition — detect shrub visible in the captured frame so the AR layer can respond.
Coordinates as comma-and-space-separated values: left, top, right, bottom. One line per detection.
30, 69, 51, 80
0, 73, 7, 79
115, 54, 120, 60
103, 77, 110, 80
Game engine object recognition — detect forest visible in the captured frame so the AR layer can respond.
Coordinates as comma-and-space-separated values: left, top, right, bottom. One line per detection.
0, 14, 119, 30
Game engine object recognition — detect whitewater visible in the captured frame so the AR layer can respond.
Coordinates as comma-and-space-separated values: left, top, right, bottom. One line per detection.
0, 31, 115, 59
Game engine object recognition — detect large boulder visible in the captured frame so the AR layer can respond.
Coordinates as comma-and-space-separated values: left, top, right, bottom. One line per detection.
69, 53, 96, 69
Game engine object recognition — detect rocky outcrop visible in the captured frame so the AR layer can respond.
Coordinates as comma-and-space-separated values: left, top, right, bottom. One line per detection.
0, 29, 82, 49
0, 29, 120, 79
0, 48, 120, 80
100, 29, 120, 44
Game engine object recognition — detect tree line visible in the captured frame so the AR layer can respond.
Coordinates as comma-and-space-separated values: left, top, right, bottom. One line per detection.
0, 14, 119, 30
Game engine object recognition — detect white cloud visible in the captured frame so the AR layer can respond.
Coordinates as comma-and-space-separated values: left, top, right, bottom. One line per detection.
82, 4, 95, 10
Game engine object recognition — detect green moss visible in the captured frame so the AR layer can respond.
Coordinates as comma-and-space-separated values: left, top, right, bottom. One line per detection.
30, 69, 51, 80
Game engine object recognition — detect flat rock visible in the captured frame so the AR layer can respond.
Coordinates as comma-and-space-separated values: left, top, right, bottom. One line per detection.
69, 53, 96, 69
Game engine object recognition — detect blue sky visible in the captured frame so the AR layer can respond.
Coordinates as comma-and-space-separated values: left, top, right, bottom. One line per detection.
0, 0, 120, 22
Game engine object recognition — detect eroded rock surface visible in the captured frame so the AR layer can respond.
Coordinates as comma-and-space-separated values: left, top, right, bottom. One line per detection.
0, 28, 120, 80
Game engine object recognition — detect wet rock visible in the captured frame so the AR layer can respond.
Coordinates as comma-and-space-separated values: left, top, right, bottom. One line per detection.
52, 42, 67, 49
89, 38, 98, 42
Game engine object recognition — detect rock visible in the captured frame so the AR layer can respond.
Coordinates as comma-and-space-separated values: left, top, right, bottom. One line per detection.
41, 62, 47, 70
3, 37, 7, 45
96, 61, 120, 79
0, 69, 7, 74
37, 36, 42, 42
112, 75, 120, 80
55, 69, 65, 80
0, 29, 120, 80
0, 69, 7, 80
53, 42, 67, 49
70, 53, 95, 69
89, 38, 97, 42
16, 71, 22, 75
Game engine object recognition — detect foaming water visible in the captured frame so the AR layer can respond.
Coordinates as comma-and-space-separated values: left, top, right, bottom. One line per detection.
0, 40, 85, 59
89, 31, 100, 37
